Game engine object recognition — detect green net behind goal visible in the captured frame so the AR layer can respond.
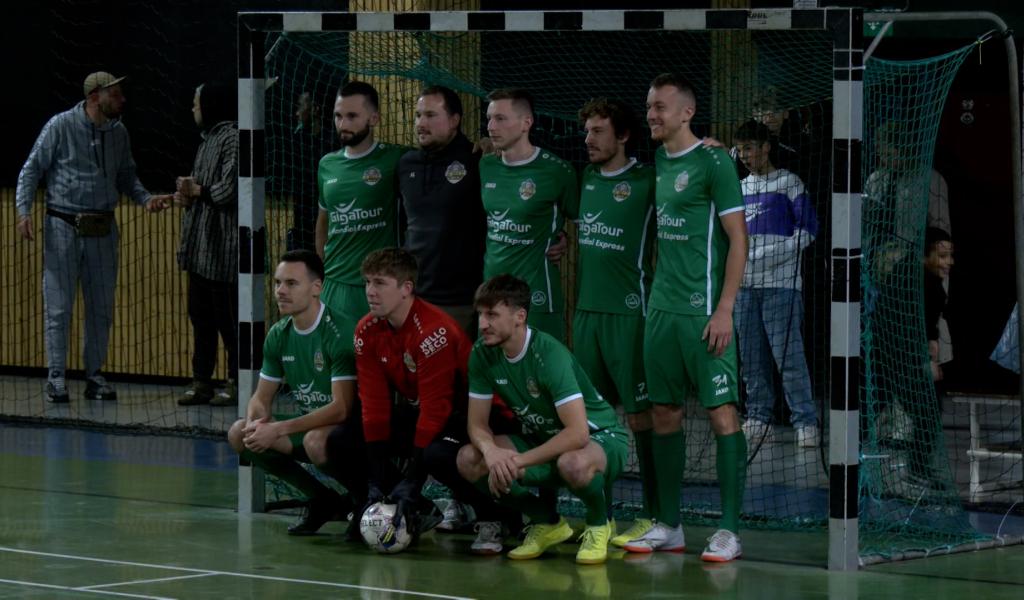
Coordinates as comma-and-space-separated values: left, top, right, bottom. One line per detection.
859, 43, 986, 559
262, 27, 836, 530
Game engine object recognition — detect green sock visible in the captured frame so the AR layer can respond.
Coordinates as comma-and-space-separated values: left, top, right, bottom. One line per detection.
716, 431, 747, 533
471, 476, 559, 524
572, 472, 608, 526
634, 429, 656, 520
605, 476, 616, 522
652, 430, 685, 527
241, 449, 335, 501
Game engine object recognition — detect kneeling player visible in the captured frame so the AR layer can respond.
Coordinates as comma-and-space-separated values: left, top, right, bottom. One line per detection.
355, 248, 517, 553
458, 275, 628, 565
228, 250, 366, 535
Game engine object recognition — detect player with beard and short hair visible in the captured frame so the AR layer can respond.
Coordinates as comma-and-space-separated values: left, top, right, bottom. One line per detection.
479, 88, 578, 342
622, 73, 748, 563
571, 98, 659, 548
315, 81, 410, 328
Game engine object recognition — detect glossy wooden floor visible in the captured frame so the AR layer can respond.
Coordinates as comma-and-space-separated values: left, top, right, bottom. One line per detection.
0, 425, 1021, 599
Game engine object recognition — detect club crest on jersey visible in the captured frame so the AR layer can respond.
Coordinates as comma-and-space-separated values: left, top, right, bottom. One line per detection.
445, 161, 467, 184
625, 294, 641, 310
689, 292, 705, 308
531, 291, 547, 306
526, 377, 541, 399
314, 350, 324, 372
674, 171, 689, 193
363, 167, 382, 186
612, 181, 631, 202
519, 179, 536, 201
403, 352, 417, 373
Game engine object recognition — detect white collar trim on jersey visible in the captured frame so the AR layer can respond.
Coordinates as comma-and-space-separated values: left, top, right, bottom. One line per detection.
344, 141, 378, 159
665, 139, 705, 159
600, 157, 638, 177
505, 327, 533, 364
293, 302, 325, 336
501, 146, 541, 167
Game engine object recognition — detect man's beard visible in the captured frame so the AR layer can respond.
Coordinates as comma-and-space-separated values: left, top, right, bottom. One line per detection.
340, 125, 370, 147
100, 102, 121, 119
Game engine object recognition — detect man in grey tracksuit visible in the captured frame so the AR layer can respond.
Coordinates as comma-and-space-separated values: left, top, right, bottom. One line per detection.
14, 71, 170, 403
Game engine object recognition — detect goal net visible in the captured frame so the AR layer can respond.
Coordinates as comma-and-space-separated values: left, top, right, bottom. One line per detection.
258, 17, 839, 528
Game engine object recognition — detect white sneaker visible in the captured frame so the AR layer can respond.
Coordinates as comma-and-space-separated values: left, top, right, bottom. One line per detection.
796, 425, 820, 448
622, 522, 685, 553
436, 499, 466, 532
742, 419, 774, 443
470, 521, 503, 555
700, 529, 742, 562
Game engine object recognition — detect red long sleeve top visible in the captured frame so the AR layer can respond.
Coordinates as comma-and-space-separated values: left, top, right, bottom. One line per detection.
354, 297, 471, 449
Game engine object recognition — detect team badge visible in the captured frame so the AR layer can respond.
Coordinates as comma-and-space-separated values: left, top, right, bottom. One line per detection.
674, 171, 689, 193
519, 179, 536, 201
625, 294, 641, 310
445, 161, 467, 184
531, 291, 547, 306
612, 181, 631, 202
403, 352, 417, 373
526, 377, 541, 399
363, 167, 382, 186
314, 350, 324, 372
689, 292, 705, 308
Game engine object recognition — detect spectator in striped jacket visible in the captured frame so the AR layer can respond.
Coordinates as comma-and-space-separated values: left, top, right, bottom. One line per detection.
175, 81, 240, 407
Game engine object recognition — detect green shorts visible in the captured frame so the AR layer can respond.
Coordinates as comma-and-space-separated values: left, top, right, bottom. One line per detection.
643, 309, 739, 409
507, 429, 628, 487
321, 279, 368, 327
528, 310, 565, 343
572, 310, 650, 414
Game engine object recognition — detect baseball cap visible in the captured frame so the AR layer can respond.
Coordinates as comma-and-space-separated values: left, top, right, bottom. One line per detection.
83, 72, 127, 97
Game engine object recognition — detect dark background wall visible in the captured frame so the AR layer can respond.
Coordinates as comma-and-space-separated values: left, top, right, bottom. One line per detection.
4, 0, 1023, 393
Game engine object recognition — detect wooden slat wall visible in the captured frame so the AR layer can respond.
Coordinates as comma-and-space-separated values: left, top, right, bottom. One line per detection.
0, 189, 290, 380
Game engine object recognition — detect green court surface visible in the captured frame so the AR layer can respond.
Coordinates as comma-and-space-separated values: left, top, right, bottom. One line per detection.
0, 426, 1021, 599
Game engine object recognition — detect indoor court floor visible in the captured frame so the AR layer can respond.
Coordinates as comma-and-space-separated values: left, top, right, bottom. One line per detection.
0, 425, 1021, 599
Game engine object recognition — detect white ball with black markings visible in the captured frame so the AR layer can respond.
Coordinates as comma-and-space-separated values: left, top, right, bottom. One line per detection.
360, 502, 412, 554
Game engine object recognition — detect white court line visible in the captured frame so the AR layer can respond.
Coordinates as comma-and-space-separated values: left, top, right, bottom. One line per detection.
0, 546, 475, 600
0, 577, 173, 599
77, 572, 220, 590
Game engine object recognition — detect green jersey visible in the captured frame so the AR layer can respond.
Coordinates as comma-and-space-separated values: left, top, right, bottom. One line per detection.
480, 148, 578, 314
260, 303, 356, 415
468, 327, 625, 443
318, 142, 408, 285
650, 141, 744, 316
576, 159, 656, 315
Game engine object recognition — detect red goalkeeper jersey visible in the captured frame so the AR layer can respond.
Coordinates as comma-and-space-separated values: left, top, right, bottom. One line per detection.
355, 297, 471, 449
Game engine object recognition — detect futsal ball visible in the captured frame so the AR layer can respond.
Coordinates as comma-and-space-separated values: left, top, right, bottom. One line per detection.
360, 502, 412, 554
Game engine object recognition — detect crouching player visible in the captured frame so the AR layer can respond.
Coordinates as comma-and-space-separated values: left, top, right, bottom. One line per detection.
228, 250, 366, 535
457, 274, 628, 564
355, 248, 518, 552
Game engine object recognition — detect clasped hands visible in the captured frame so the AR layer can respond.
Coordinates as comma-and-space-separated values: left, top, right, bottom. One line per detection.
174, 176, 203, 208
482, 445, 526, 497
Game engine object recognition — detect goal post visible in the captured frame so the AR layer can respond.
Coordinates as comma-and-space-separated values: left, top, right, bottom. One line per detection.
236, 7, 863, 567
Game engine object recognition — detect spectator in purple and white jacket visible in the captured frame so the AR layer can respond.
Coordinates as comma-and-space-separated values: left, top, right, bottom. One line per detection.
731, 120, 820, 448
